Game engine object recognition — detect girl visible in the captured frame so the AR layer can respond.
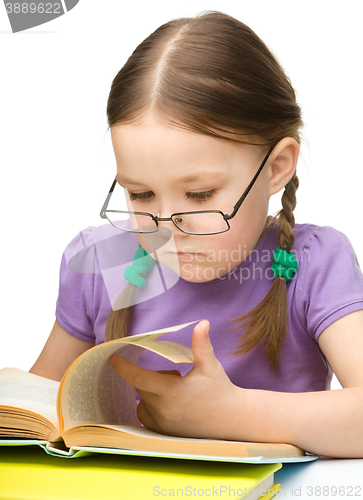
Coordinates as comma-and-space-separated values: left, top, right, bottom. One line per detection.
30, 11, 363, 458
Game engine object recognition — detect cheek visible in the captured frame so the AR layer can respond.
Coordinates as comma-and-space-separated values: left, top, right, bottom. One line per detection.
228, 192, 269, 239
204, 234, 248, 266
200, 209, 268, 264
207, 232, 239, 254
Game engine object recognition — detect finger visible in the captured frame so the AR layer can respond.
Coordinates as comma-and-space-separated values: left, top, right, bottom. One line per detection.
109, 355, 177, 395
135, 371, 180, 401
136, 399, 160, 432
157, 370, 181, 377
135, 370, 181, 402
191, 320, 218, 374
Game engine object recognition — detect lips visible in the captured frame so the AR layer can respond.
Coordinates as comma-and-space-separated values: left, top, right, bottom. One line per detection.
166, 251, 201, 259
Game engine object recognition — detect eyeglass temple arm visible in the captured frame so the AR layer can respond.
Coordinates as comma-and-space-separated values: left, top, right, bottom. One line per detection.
224, 147, 273, 221
100, 178, 117, 219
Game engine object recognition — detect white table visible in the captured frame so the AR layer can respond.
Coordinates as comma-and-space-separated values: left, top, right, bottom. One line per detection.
274, 457, 363, 499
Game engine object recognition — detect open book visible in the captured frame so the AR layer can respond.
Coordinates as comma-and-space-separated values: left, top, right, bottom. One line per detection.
0, 321, 314, 461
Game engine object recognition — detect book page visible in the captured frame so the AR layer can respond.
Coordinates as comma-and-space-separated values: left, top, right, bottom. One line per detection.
59, 321, 197, 433
0, 368, 59, 430
60, 343, 141, 432
113, 320, 197, 362
127, 339, 194, 363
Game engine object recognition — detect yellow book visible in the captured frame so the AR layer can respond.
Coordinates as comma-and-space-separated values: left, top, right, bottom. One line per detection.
0, 321, 311, 461
0, 446, 282, 500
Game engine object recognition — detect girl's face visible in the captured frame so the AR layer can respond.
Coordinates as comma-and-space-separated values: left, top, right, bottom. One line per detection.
111, 112, 279, 283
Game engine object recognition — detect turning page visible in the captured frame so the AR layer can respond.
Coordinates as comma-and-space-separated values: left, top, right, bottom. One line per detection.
58, 321, 196, 434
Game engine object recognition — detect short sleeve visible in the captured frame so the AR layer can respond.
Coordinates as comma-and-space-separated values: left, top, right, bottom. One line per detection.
294, 226, 363, 341
55, 226, 100, 343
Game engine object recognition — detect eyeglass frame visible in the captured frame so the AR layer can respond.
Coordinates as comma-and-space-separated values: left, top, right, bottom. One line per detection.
99, 146, 274, 236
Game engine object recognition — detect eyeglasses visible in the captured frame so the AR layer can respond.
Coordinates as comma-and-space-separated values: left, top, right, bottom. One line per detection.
100, 147, 273, 236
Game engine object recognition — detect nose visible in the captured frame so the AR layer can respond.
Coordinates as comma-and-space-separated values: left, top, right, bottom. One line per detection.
156, 212, 188, 236
172, 215, 187, 229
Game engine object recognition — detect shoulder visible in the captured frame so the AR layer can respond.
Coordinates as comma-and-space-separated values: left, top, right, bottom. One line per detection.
263, 220, 355, 263
292, 223, 359, 268
293, 223, 353, 250
62, 221, 138, 274
291, 222, 361, 278
56, 222, 139, 343
290, 223, 363, 340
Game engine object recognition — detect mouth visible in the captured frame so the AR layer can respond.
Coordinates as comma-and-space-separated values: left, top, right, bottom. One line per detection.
166, 251, 202, 259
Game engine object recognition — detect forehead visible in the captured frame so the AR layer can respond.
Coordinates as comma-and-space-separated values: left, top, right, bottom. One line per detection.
110, 114, 260, 182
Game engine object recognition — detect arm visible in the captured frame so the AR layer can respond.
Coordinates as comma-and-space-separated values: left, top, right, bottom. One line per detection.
29, 320, 94, 382
109, 314, 363, 458
236, 310, 363, 457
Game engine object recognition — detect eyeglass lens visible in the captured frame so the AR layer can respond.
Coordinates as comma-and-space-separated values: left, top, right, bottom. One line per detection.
105, 210, 229, 234
171, 213, 228, 234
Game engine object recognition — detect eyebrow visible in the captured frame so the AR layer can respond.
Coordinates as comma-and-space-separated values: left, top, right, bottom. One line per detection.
117, 171, 227, 185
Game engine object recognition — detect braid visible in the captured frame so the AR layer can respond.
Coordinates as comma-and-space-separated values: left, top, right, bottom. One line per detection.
104, 284, 136, 341
277, 172, 299, 251
230, 172, 299, 374
104, 246, 155, 341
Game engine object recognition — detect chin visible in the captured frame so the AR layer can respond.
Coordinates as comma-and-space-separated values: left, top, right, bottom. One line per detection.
178, 263, 226, 283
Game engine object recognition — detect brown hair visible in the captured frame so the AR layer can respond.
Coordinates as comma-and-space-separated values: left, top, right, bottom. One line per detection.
104, 11, 303, 373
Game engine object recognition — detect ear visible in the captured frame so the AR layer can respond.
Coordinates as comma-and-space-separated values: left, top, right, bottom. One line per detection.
267, 138, 300, 197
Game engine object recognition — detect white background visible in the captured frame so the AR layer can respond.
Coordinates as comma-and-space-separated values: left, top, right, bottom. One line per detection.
1, 1, 362, 392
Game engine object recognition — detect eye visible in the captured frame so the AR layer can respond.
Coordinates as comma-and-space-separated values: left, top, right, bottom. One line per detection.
128, 190, 215, 204
186, 190, 214, 203
128, 191, 154, 202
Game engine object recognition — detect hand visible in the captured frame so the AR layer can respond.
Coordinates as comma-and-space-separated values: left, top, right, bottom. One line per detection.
109, 320, 242, 439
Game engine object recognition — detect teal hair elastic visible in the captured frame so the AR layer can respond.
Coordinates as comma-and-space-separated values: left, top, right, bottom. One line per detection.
124, 247, 155, 287
271, 247, 298, 282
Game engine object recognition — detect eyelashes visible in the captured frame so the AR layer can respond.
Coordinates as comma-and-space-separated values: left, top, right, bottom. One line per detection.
128, 190, 215, 204
129, 191, 154, 202
186, 191, 214, 203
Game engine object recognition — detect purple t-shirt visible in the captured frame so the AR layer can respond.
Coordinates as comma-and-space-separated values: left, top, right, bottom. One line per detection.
56, 221, 363, 393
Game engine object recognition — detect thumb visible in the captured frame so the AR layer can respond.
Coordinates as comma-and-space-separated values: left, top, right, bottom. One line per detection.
192, 320, 218, 374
